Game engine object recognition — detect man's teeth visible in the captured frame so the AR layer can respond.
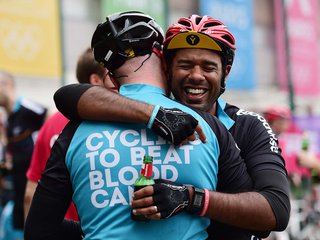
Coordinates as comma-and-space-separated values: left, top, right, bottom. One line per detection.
186, 88, 205, 94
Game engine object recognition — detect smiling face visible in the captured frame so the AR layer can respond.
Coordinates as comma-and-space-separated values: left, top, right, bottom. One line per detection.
169, 48, 228, 115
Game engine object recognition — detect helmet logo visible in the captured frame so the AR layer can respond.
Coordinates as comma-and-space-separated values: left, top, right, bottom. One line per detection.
124, 48, 135, 58
186, 34, 200, 45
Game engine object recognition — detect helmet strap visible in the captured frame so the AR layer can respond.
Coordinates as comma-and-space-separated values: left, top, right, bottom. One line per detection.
107, 72, 121, 90
152, 42, 162, 57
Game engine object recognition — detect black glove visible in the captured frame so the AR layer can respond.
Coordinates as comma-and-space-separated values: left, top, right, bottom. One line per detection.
153, 179, 190, 219
148, 106, 198, 145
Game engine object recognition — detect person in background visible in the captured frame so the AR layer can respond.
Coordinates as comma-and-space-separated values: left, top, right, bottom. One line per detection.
0, 70, 47, 235
264, 106, 320, 186
25, 11, 252, 240
23, 48, 116, 222
262, 105, 320, 173
0, 109, 7, 175
297, 151, 320, 176
263, 106, 292, 136
263, 105, 320, 240
54, 14, 290, 239
263, 106, 305, 189
0, 109, 10, 207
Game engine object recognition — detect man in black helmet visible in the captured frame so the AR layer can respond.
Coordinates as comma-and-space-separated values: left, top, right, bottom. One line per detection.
25, 11, 252, 240
53, 13, 290, 240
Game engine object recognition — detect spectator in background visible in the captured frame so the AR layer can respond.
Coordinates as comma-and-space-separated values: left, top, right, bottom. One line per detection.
263, 106, 292, 136
263, 106, 320, 190
263, 106, 302, 192
0, 109, 10, 206
297, 151, 320, 176
24, 48, 116, 221
0, 70, 48, 234
0, 109, 7, 173
263, 105, 320, 240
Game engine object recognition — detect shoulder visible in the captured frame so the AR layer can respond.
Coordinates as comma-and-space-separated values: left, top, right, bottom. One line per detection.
58, 120, 81, 142
225, 104, 269, 130
225, 104, 262, 122
193, 109, 234, 144
20, 98, 47, 115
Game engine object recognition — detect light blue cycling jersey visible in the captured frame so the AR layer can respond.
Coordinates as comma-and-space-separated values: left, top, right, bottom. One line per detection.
66, 84, 220, 240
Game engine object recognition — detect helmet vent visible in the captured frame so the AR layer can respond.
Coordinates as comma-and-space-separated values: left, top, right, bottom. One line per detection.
204, 22, 221, 28
195, 17, 202, 25
178, 20, 191, 27
221, 34, 234, 44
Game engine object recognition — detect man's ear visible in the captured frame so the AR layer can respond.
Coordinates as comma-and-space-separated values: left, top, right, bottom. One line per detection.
222, 65, 232, 86
220, 65, 232, 95
225, 65, 232, 78
89, 74, 103, 85
89, 74, 97, 85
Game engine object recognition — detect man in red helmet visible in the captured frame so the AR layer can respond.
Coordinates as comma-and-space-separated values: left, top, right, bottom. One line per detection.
53, 14, 290, 239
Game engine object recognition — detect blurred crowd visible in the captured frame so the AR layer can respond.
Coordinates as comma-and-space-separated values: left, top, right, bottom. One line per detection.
0, 47, 110, 239
262, 106, 320, 240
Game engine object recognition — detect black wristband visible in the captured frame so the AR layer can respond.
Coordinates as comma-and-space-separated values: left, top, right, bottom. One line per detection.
188, 187, 205, 215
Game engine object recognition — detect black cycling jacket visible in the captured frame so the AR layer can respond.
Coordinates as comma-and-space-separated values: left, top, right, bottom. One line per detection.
207, 102, 290, 239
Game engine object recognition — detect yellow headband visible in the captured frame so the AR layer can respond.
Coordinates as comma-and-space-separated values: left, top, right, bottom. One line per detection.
166, 31, 222, 51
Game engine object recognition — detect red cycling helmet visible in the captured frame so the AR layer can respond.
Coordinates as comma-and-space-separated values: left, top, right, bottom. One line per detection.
163, 14, 236, 66
263, 106, 292, 123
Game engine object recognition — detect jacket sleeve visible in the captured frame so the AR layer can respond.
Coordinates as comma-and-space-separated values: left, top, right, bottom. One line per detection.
235, 113, 291, 231
24, 121, 82, 240
54, 83, 93, 120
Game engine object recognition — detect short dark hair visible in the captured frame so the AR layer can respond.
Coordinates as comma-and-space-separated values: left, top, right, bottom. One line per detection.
76, 48, 105, 84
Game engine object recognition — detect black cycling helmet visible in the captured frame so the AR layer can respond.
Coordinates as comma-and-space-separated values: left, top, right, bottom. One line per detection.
91, 11, 164, 72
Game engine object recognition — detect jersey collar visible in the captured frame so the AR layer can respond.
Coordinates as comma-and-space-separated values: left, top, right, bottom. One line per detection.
216, 98, 234, 130
119, 84, 166, 96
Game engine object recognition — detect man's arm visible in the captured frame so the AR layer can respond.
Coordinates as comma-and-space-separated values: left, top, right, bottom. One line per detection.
203, 115, 280, 231
208, 119, 289, 235
54, 84, 206, 145
208, 190, 275, 230
131, 184, 275, 230
25, 188, 82, 240
55, 84, 153, 123
198, 110, 280, 232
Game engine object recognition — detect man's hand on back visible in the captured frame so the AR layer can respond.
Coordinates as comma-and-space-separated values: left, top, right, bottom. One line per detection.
147, 106, 206, 145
